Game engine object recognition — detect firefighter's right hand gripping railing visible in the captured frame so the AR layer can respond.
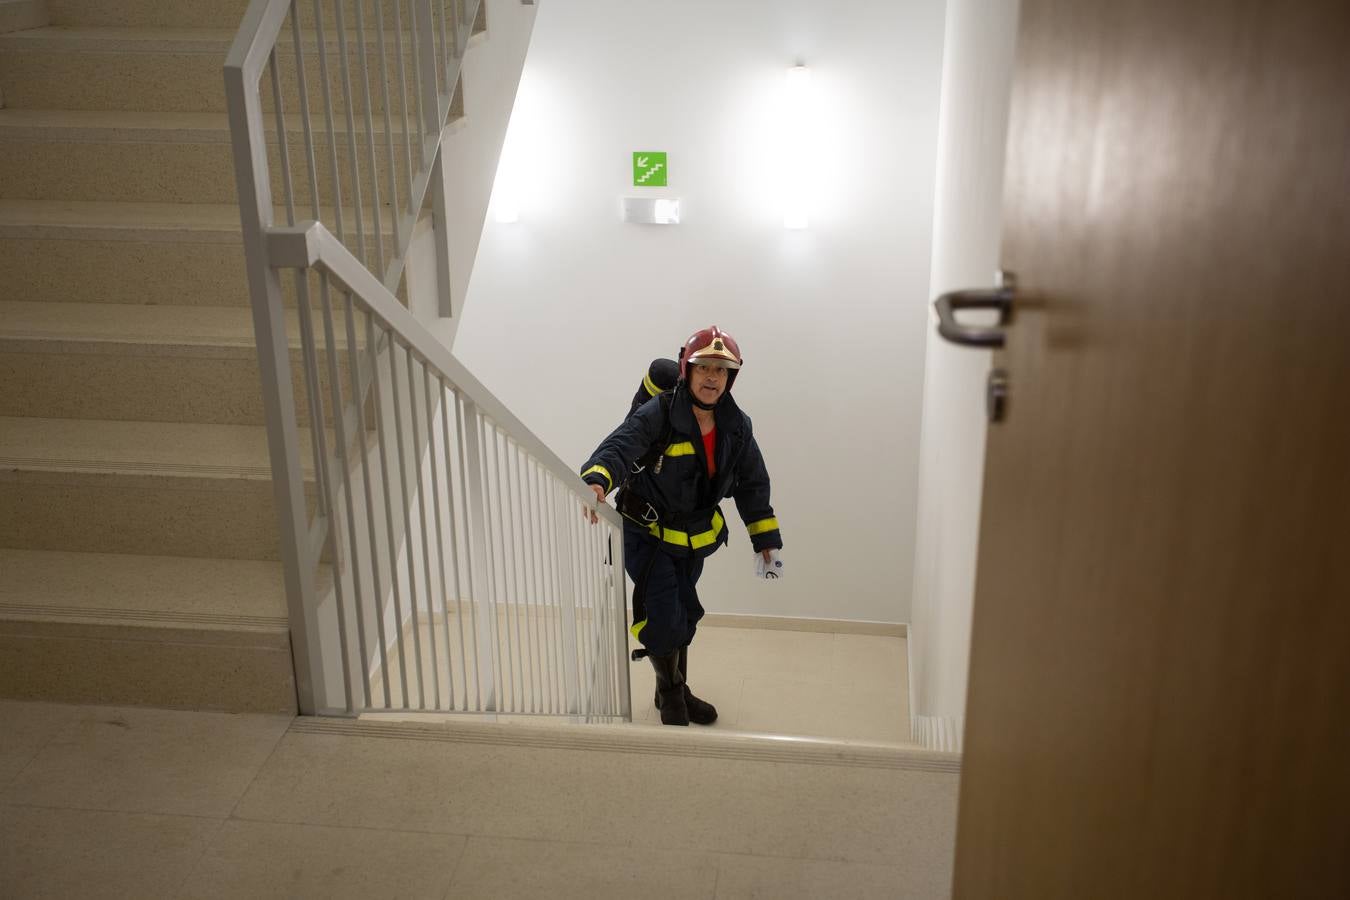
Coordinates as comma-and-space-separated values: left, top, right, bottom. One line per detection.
225, 0, 630, 720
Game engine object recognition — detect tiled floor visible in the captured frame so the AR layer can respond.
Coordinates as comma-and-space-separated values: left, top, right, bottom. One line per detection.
371, 619, 913, 745
627, 624, 913, 743
0, 697, 958, 899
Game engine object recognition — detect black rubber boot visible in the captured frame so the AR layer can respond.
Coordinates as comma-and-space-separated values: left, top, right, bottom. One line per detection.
648, 652, 689, 726
678, 646, 718, 725
654, 647, 718, 725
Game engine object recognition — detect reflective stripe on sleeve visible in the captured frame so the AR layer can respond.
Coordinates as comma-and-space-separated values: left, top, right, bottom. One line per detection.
581, 464, 613, 493
630, 618, 647, 641
643, 373, 661, 397
746, 517, 779, 536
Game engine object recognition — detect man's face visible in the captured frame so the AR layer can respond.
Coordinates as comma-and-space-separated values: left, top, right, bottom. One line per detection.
691, 363, 729, 405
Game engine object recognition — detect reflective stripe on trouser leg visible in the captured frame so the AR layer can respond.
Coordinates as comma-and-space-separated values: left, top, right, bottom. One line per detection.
623, 523, 705, 659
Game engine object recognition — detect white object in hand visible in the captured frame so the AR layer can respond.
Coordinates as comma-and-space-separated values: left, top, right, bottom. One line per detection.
754, 548, 784, 580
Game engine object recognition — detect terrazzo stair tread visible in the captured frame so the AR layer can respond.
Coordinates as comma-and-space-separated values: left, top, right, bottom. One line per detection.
0, 200, 405, 308
0, 548, 290, 629
0, 24, 424, 53
0, 199, 394, 242
0, 415, 314, 480
0, 547, 304, 712
0, 107, 409, 140
0, 300, 374, 425
0, 110, 413, 205
0, 416, 341, 560
0, 301, 358, 353
46, 0, 433, 31
0, 25, 458, 114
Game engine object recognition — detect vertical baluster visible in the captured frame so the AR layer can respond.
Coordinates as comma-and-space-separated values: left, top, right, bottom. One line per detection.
424, 368, 455, 710
370, 0, 405, 253
338, 295, 376, 708
487, 427, 517, 710
386, 339, 424, 708
405, 0, 427, 158
315, 275, 357, 712
352, 0, 387, 275
402, 353, 439, 709
390, 0, 416, 219
440, 380, 470, 709
331, 0, 368, 267
521, 456, 543, 713
456, 396, 490, 710
520, 453, 544, 713
548, 476, 567, 714
310, 0, 346, 243
367, 312, 408, 707
503, 441, 529, 712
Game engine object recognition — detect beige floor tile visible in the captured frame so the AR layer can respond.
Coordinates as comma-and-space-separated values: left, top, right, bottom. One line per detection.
0, 804, 222, 899
831, 633, 909, 686
0, 699, 86, 790
737, 676, 852, 739
447, 835, 718, 900
604, 754, 961, 868
712, 853, 924, 900
692, 627, 836, 683
177, 819, 464, 900
828, 684, 913, 745
2, 705, 292, 817
233, 730, 657, 844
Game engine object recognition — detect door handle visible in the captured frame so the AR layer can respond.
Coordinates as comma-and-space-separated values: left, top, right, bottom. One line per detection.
933, 272, 1016, 348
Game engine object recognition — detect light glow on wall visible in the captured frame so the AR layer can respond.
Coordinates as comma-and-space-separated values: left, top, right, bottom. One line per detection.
783, 64, 815, 229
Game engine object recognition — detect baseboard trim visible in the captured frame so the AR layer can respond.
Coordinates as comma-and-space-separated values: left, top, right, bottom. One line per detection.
701, 614, 907, 637
911, 714, 964, 754
302, 715, 960, 774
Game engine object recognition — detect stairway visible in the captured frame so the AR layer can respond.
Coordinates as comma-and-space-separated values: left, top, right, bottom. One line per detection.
0, 0, 445, 712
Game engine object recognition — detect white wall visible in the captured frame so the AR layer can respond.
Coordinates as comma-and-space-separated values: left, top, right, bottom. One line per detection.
908, 0, 1019, 752
453, 0, 946, 624
407, 0, 537, 341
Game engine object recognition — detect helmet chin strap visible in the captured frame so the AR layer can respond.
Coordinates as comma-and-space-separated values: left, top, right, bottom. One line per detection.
680, 380, 723, 412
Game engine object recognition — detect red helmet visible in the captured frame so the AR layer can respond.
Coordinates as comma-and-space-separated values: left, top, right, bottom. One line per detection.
679, 326, 743, 387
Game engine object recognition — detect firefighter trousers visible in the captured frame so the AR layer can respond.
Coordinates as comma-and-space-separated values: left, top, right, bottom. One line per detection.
622, 522, 705, 658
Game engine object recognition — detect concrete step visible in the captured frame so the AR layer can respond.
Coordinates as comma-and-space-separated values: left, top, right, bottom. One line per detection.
46, 0, 458, 32
0, 199, 402, 307
0, 25, 458, 115
0, 107, 417, 208
0, 300, 366, 426
0, 547, 299, 712
0, 415, 314, 560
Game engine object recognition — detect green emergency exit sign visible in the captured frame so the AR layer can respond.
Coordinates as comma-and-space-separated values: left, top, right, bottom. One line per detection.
632, 152, 668, 187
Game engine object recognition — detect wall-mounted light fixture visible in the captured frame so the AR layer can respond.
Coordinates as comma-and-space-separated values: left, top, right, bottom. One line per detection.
621, 196, 681, 225
783, 64, 813, 229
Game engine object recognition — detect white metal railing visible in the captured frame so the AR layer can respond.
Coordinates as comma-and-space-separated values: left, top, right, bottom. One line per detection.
225, 0, 630, 721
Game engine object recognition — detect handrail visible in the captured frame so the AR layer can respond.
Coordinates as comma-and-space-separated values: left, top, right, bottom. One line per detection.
270, 220, 624, 527
226, 0, 632, 724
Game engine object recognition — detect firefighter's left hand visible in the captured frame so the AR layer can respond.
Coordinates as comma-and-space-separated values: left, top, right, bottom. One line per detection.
754, 548, 784, 580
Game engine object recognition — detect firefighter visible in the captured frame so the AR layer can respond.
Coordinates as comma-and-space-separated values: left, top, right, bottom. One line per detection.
580, 326, 783, 726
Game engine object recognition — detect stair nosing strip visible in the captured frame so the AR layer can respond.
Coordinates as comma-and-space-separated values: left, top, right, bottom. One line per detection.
0, 602, 288, 631
292, 717, 962, 774
0, 455, 275, 480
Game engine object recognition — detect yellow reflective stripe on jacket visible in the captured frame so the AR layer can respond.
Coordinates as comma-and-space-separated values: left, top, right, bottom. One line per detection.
581, 464, 613, 493
647, 510, 726, 549
663, 442, 696, 457
746, 517, 779, 536
630, 618, 647, 641
643, 373, 661, 397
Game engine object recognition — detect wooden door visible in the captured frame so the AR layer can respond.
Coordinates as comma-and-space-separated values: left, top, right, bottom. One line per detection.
953, 1, 1350, 897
